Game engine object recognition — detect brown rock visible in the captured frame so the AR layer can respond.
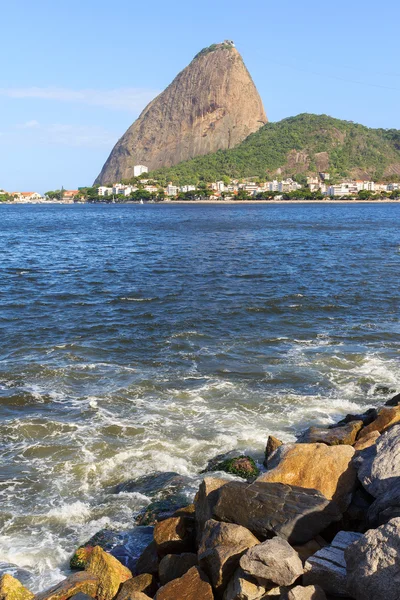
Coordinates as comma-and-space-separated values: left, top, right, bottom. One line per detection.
158, 553, 198, 585
134, 541, 159, 576
257, 443, 356, 511
292, 537, 328, 564
285, 585, 327, 600
34, 573, 99, 600
115, 574, 157, 600
173, 504, 195, 518
0, 575, 33, 600
353, 430, 380, 451
357, 405, 400, 439
264, 436, 283, 467
153, 516, 195, 556
212, 481, 341, 545
198, 520, 259, 594
297, 421, 363, 445
85, 546, 131, 600
195, 477, 230, 542
222, 567, 267, 600
155, 566, 213, 600
123, 595, 151, 600
95, 43, 266, 184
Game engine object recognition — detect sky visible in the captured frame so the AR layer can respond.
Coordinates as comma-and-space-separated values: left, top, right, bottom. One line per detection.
1, 0, 399, 192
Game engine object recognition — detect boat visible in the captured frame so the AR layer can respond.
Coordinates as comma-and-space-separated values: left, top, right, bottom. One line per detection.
140, 199, 144, 204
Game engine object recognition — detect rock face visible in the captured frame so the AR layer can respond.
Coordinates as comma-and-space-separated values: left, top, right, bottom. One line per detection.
357, 405, 400, 439
85, 546, 131, 600
155, 566, 213, 600
153, 515, 195, 555
257, 443, 356, 511
345, 517, 400, 600
355, 424, 400, 498
303, 531, 362, 597
222, 567, 266, 600
285, 585, 326, 600
239, 538, 303, 586
211, 480, 341, 544
158, 553, 198, 585
0, 575, 33, 600
95, 42, 266, 184
297, 421, 363, 445
34, 573, 99, 600
115, 574, 157, 600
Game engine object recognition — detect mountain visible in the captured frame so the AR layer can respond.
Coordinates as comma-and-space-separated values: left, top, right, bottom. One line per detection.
95, 42, 267, 185
147, 114, 400, 185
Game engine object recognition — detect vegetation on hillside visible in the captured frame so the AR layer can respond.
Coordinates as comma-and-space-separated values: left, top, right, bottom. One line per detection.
147, 114, 400, 186
194, 42, 235, 60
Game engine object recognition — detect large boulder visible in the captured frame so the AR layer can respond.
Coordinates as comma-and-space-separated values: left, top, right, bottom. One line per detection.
158, 553, 198, 585
155, 566, 213, 600
354, 424, 400, 497
239, 538, 303, 587
198, 520, 259, 595
34, 573, 99, 600
115, 574, 157, 600
0, 575, 33, 600
85, 546, 132, 600
345, 517, 400, 600
353, 430, 380, 451
303, 531, 362, 597
284, 585, 326, 600
195, 477, 230, 541
212, 481, 341, 544
368, 478, 400, 526
297, 421, 363, 445
257, 443, 356, 512
222, 567, 267, 600
357, 405, 400, 439
153, 515, 195, 555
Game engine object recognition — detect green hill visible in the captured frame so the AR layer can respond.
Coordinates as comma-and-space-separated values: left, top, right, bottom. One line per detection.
147, 114, 400, 185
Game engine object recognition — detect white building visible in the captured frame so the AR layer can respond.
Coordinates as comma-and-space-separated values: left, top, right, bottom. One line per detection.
98, 186, 113, 196
166, 184, 179, 196
180, 185, 196, 193
12, 192, 43, 202
133, 165, 149, 177
327, 183, 358, 196
388, 183, 399, 191
278, 179, 302, 193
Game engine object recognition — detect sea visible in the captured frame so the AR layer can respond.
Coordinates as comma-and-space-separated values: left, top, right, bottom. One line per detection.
1, 202, 399, 590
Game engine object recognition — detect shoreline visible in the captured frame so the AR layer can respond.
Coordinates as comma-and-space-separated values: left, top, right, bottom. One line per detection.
2, 199, 400, 206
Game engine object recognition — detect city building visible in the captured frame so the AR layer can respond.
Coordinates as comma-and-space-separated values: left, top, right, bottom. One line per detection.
12, 192, 43, 202
166, 184, 179, 196
133, 165, 149, 177
62, 190, 79, 202
98, 186, 113, 196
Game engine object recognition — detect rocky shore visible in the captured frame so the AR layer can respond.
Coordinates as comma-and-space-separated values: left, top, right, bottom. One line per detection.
2, 392, 400, 600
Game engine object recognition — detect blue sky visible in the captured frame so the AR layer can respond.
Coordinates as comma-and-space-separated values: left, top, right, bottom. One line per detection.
1, 0, 399, 192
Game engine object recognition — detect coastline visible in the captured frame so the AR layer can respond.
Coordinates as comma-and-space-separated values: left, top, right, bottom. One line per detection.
2, 199, 400, 206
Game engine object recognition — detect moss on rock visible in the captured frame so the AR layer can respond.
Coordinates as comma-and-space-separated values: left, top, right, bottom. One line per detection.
211, 456, 260, 479
0, 574, 34, 600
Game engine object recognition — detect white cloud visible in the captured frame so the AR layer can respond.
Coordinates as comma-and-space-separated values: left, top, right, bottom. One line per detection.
6, 121, 117, 148
16, 119, 40, 129
0, 86, 159, 112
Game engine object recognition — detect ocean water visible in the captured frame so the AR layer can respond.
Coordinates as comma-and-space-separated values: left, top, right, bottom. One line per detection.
1, 202, 400, 589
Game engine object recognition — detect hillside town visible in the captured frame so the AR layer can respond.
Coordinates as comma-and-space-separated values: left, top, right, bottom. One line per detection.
2, 166, 400, 203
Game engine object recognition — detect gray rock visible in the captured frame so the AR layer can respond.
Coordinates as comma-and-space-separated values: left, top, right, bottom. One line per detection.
211, 480, 342, 545
240, 538, 303, 586
345, 517, 400, 600
303, 531, 362, 597
159, 553, 198, 585
134, 540, 159, 576
368, 477, 400, 526
198, 519, 259, 595
284, 586, 327, 600
385, 392, 400, 406
195, 477, 230, 543
297, 421, 363, 445
355, 424, 400, 498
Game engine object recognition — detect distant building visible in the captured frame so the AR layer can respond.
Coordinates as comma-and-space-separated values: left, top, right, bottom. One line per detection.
98, 186, 113, 196
327, 183, 358, 196
12, 192, 43, 202
388, 183, 399, 191
133, 165, 149, 177
319, 172, 330, 181
62, 190, 79, 202
180, 185, 196, 193
166, 184, 179, 196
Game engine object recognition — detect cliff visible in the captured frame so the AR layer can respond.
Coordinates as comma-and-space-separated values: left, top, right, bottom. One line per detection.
95, 42, 267, 185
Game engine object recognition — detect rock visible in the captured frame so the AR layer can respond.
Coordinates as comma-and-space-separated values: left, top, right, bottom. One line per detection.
240, 538, 303, 587
0, 575, 33, 600
114, 471, 190, 497
115, 574, 157, 600
355, 424, 400, 497
212, 481, 341, 545
257, 443, 356, 511
153, 516, 195, 555
122, 594, 151, 600
297, 422, 363, 446
85, 546, 132, 600
109, 527, 155, 573
34, 573, 99, 600
198, 520, 259, 594
292, 538, 327, 564
357, 405, 400, 439
135, 498, 189, 526
335, 408, 377, 428
195, 477, 230, 541
284, 585, 327, 600
134, 541, 159, 576
345, 517, 400, 600
0, 566, 33, 589
264, 436, 283, 468
368, 478, 400, 526
303, 530, 362, 597
173, 504, 195, 517
70, 530, 124, 570
222, 567, 267, 600
158, 553, 198, 585
353, 430, 380, 451
203, 455, 259, 480
95, 43, 266, 183
385, 391, 400, 406
154, 566, 213, 600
